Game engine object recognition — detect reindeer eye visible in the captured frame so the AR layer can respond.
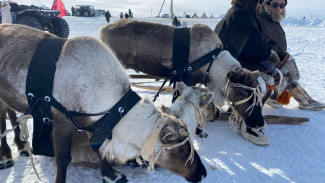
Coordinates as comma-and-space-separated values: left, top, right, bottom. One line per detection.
240, 92, 249, 99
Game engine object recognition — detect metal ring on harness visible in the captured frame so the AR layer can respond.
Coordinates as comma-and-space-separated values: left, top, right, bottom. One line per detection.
44, 96, 51, 102
43, 117, 51, 124
118, 107, 125, 114
27, 93, 34, 99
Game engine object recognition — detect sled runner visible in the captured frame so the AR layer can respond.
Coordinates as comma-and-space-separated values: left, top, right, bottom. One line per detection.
218, 112, 309, 124
130, 74, 309, 125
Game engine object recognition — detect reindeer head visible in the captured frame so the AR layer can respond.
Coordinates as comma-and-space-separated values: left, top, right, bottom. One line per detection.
155, 114, 207, 182
175, 82, 220, 121
226, 68, 265, 128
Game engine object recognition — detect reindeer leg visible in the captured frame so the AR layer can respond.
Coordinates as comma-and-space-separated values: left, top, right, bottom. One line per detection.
98, 154, 128, 183
0, 107, 14, 170
53, 117, 73, 183
7, 108, 29, 156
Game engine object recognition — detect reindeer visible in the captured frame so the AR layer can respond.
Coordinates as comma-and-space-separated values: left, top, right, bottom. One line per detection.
0, 24, 207, 182
100, 19, 270, 145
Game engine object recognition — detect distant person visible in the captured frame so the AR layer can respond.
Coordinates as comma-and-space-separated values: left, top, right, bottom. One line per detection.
105, 10, 111, 23
128, 8, 133, 18
257, 0, 325, 110
125, 12, 129, 19
1, 1, 12, 24
120, 12, 123, 19
71, 6, 75, 16
172, 16, 181, 27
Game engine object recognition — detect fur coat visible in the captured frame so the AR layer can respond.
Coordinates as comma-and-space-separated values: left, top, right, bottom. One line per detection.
257, 1, 287, 60
214, 4, 277, 72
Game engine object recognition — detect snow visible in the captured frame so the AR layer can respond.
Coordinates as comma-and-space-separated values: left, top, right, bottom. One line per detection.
1, 16, 325, 183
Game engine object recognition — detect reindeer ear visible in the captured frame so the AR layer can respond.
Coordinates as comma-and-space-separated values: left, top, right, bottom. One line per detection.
160, 126, 178, 143
200, 92, 215, 106
227, 70, 237, 82
252, 70, 260, 79
175, 82, 187, 94
161, 105, 173, 115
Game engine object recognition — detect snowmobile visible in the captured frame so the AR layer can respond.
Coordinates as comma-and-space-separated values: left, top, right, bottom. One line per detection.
9, 1, 69, 38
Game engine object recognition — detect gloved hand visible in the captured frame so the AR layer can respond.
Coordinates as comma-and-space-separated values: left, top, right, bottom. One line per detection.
261, 72, 275, 86
261, 69, 283, 89
260, 60, 277, 77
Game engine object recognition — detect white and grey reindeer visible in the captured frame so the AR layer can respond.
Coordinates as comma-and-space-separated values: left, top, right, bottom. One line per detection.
0, 24, 207, 183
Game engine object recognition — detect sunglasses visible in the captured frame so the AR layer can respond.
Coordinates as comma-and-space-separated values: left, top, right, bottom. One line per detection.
270, 2, 286, 9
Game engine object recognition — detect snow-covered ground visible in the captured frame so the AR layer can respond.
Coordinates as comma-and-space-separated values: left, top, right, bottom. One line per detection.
1, 16, 325, 183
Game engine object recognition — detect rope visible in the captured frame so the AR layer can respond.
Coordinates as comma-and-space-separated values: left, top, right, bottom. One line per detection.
17, 114, 43, 182
224, 79, 263, 132
140, 115, 194, 172
194, 105, 207, 143
0, 125, 17, 139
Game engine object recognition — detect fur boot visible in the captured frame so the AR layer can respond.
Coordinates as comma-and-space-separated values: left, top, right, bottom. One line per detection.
240, 122, 271, 146
290, 84, 325, 111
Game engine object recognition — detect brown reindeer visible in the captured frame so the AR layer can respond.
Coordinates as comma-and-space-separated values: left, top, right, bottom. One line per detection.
100, 19, 270, 145
0, 24, 207, 182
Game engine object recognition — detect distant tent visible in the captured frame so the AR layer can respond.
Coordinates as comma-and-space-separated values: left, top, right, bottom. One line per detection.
192, 12, 199, 19
209, 14, 215, 18
182, 12, 187, 18
201, 12, 207, 19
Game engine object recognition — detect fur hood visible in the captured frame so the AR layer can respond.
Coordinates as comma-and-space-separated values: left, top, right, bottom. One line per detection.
259, 1, 286, 22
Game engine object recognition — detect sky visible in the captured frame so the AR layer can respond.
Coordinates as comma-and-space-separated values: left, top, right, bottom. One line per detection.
10, 0, 325, 18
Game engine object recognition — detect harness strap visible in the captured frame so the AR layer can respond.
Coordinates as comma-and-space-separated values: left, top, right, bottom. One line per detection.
87, 89, 141, 151
172, 28, 191, 85
277, 52, 290, 70
25, 36, 67, 157
183, 48, 222, 82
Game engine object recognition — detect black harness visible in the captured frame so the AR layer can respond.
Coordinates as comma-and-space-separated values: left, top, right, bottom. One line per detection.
25, 36, 141, 156
153, 28, 223, 102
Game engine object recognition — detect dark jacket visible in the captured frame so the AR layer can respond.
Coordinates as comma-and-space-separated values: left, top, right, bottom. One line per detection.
257, 3, 287, 60
214, 5, 271, 72
105, 11, 111, 22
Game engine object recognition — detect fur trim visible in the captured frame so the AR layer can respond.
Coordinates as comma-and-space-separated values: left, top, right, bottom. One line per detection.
259, 1, 286, 22
268, 50, 281, 66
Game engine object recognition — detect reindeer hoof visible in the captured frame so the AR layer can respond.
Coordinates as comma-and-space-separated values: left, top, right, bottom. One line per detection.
195, 128, 208, 138
116, 175, 128, 183
0, 159, 14, 170
20, 150, 29, 157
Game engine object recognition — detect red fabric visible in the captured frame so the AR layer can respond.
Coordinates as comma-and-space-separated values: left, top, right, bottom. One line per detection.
51, 0, 57, 9
51, 0, 67, 17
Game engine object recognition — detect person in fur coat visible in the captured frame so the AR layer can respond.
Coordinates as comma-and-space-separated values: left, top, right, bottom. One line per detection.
1, 1, 12, 24
214, 0, 278, 145
258, 0, 325, 110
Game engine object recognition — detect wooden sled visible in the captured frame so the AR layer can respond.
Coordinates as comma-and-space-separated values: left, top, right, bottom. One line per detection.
218, 112, 309, 125
131, 82, 174, 92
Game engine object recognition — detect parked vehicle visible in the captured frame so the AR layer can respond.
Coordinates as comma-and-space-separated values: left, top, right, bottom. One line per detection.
8, 2, 69, 38
161, 14, 169, 18
74, 5, 95, 17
